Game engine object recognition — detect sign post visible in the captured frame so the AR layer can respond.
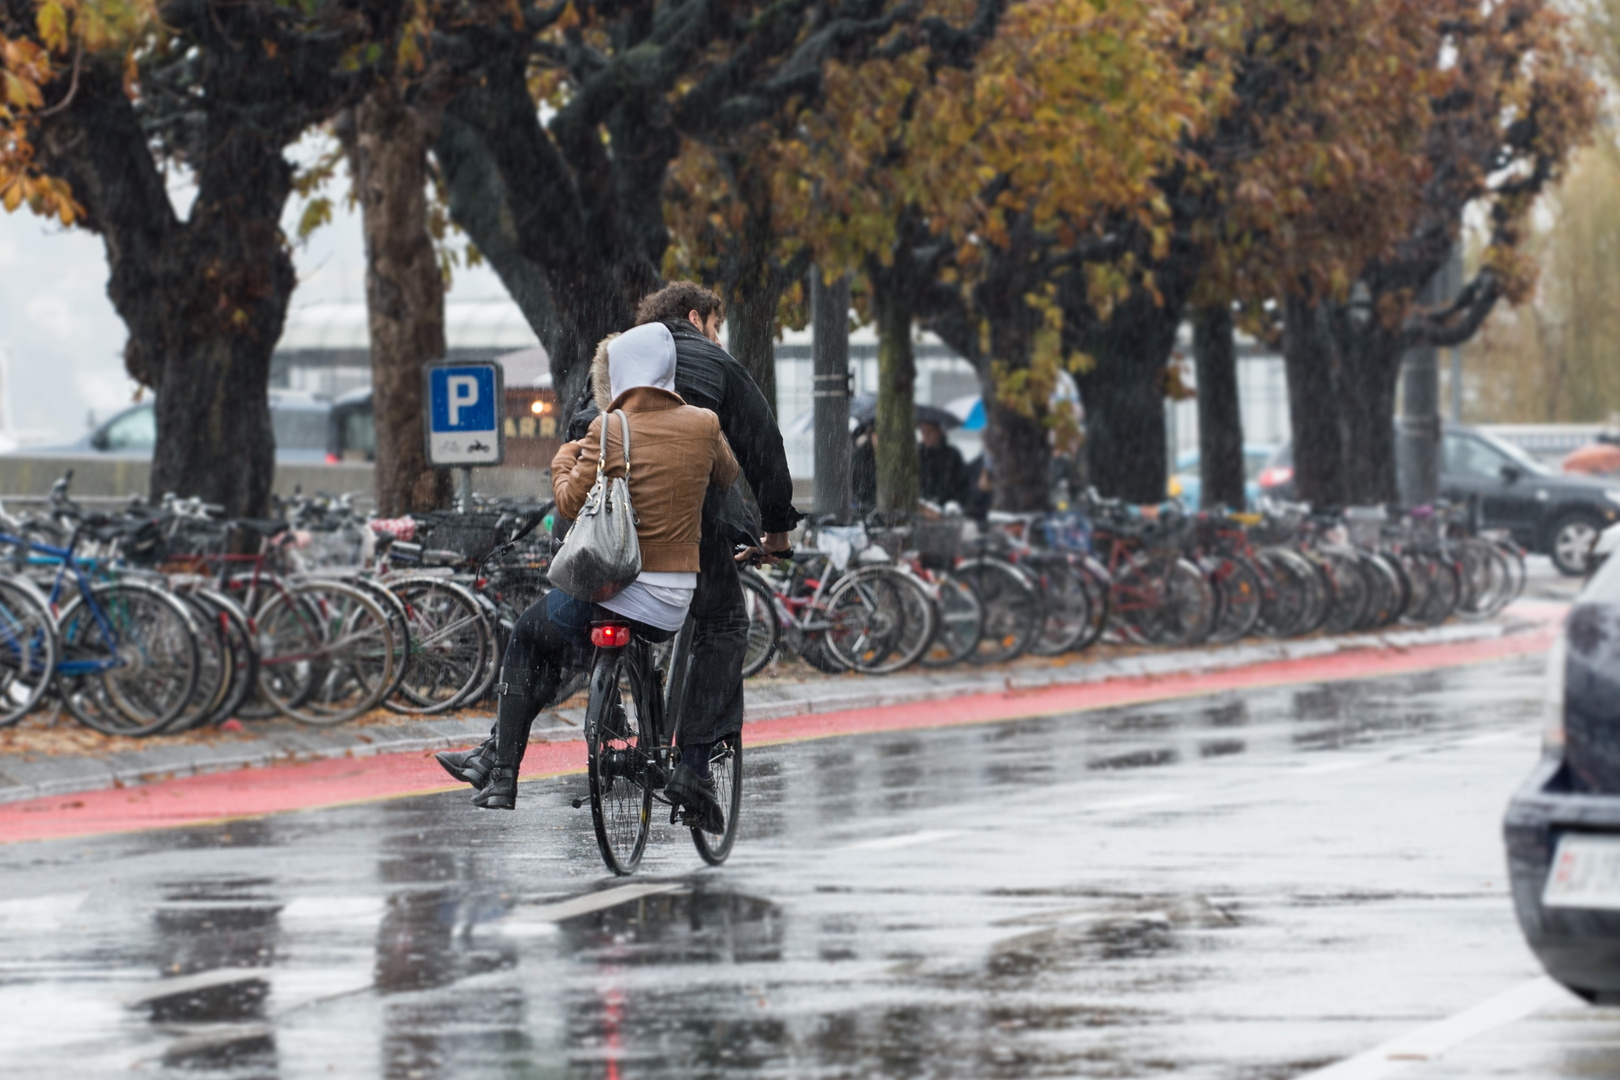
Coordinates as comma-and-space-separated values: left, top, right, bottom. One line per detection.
423, 360, 505, 512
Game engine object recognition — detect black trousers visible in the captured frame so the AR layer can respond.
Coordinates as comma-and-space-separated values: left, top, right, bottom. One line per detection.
679, 522, 748, 746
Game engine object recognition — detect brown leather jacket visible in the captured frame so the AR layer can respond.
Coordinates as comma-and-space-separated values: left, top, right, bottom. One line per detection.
551, 386, 739, 572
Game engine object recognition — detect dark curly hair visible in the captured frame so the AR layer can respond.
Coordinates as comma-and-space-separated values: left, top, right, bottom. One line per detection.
635, 281, 725, 328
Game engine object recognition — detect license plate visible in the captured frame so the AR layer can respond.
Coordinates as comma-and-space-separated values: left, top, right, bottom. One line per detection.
1543, 833, 1620, 910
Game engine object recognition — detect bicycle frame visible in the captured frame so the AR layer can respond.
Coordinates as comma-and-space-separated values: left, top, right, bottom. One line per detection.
0, 528, 123, 678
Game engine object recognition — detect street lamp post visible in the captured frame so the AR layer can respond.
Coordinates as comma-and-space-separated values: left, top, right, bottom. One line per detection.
811, 271, 852, 522
1397, 250, 1462, 508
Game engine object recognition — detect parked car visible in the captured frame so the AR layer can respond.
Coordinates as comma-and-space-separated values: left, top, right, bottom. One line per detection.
1167, 445, 1276, 510
1256, 425, 1620, 575
1505, 560, 1620, 1002
29, 392, 333, 464
327, 387, 376, 463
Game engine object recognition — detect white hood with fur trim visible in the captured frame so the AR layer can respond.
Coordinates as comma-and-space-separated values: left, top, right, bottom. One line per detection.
591, 322, 677, 410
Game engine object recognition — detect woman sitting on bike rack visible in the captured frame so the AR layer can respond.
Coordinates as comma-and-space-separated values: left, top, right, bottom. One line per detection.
472, 321, 739, 816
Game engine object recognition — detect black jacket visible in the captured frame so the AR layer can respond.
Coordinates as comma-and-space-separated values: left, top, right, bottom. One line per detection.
569, 322, 801, 539
920, 442, 973, 507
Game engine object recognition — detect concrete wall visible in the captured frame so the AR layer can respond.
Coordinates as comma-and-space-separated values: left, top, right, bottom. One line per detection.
0, 455, 377, 501
0, 455, 816, 515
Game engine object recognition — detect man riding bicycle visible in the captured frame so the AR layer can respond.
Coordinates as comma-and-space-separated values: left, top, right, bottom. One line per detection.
438, 282, 800, 828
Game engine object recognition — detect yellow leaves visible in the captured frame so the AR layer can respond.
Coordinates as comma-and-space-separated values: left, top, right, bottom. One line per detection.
0, 168, 81, 224
2, 70, 41, 110
36, 2, 69, 53
296, 197, 332, 241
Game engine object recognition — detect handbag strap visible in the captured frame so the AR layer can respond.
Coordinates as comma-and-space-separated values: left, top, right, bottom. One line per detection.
594, 409, 633, 481
615, 410, 631, 482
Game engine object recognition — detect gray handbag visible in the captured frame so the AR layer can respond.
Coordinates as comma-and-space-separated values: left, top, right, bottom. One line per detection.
547, 409, 642, 602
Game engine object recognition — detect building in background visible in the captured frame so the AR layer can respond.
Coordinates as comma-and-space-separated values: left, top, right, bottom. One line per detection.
274, 300, 1297, 480
273, 301, 543, 398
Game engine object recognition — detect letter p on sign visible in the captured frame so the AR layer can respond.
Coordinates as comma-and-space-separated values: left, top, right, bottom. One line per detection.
446, 375, 479, 426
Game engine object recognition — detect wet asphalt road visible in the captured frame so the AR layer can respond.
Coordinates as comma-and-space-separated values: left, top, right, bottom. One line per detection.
2, 654, 1613, 1079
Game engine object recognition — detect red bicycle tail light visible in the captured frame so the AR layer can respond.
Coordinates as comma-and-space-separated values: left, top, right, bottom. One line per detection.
591, 623, 631, 648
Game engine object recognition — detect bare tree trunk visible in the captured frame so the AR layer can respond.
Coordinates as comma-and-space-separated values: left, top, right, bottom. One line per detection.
1331, 317, 1401, 506
872, 279, 919, 514
1074, 299, 1180, 504
725, 277, 780, 416
36, 64, 284, 516
1193, 305, 1246, 509
341, 88, 451, 516
1281, 296, 1347, 507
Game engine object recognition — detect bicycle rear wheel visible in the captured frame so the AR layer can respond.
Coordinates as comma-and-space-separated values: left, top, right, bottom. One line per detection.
0, 577, 56, 726
691, 731, 742, 865
586, 646, 655, 875
1029, 558, 1092, 656
1318, 550, 1370, 636
740, 569, 781, 678
197, 589, 258, 725
955, 558, 1039, 664
1206, 556, 1263, 644
920, 571, 983, 667
162, 589, 233, 733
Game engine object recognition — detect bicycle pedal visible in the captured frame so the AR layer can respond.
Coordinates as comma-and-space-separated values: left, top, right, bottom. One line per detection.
571, 798, 584, 809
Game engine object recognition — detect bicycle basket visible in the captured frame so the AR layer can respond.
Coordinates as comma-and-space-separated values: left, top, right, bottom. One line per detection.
911, 519, 963, 568
412, 511, 512, 563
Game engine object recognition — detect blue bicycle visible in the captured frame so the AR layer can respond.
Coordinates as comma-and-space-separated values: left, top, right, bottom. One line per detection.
0, 515, 201, 737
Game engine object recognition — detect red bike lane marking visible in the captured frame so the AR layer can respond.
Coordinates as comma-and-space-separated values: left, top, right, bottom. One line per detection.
0, 623, 1558, 846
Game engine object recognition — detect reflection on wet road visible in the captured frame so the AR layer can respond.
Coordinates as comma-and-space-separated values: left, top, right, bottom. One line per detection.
1, 657, 1609, 1079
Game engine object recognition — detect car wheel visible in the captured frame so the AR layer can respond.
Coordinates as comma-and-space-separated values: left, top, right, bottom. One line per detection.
1549, 512, 1602, 576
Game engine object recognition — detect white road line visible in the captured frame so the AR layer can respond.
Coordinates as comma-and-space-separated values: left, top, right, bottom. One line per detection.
1456, 731, 1524, 747
843, 829, 963, 852
504, 882, 681, 925
1296, 760, 1372, 775
1088, 792, 1188, 811
1296, 977, 1574, 1080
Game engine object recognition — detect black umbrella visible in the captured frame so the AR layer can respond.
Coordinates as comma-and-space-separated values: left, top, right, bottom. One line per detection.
849, 394, 961, 430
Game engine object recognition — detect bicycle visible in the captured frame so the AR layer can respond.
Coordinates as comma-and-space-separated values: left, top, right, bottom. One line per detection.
576, 609, 742, 875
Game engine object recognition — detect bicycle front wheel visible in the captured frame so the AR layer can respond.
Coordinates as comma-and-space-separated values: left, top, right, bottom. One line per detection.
586, 645, 656, 875
740, 570, 782, 678
825, 567, 936, 674
386, 577, 489, 714
57, 581, 201, 737
257, 581, 395, 725
691, 731, 742, 865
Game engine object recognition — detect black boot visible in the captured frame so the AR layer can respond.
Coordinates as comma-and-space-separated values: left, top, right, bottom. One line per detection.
666, 762, 724, 834
435, 736, 497, 790
472, 766, 517, 810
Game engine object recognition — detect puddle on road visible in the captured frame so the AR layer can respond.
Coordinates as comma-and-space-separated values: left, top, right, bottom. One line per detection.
557, 887, 785, 966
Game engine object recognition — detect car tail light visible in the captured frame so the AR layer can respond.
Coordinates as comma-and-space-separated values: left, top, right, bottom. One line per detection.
1544, 631, 1568, 753
1258, 466, 1293, 488
591, 623, 631, 648
325, 452, 340, 464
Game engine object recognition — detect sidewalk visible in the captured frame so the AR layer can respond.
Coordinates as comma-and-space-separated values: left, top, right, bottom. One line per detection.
0, 601, 1565, 806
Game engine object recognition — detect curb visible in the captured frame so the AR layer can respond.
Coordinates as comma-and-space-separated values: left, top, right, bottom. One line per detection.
0, 603, 1561, 807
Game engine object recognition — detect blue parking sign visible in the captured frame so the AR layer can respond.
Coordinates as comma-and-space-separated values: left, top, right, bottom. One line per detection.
424, 361, 505, 466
